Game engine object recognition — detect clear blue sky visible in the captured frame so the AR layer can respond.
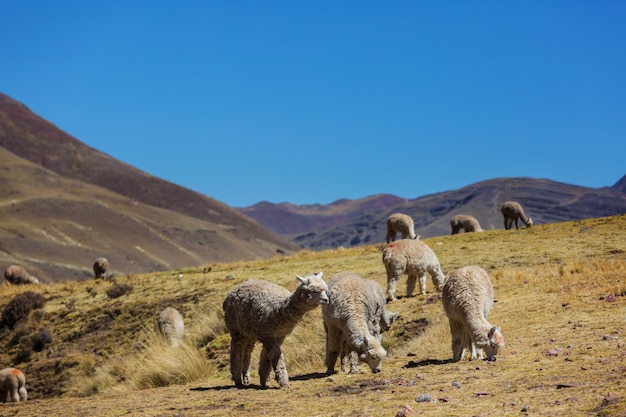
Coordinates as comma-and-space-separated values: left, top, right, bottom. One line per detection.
2, 1, 625, 207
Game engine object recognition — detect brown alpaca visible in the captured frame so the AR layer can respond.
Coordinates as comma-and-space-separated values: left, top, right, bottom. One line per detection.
501, 201, 533, 230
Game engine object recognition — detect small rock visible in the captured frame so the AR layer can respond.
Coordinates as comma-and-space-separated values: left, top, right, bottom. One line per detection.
395, 404, 413, 417
407, 352, 416, 357
606, 293, 616, 302
546, 349, 559, 356
521, 404, 530, 412
618, 342, 625, 348
556, 382, 579, 389
439, 397, 451, 403
225, 273, 236, 280
415, 394, 431, 403
603, 335, 617, 341
452, 381, 461, 388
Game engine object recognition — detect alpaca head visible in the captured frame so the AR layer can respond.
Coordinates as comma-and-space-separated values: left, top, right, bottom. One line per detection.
358, 336, 387, 373
526, 217, 534, 227
481, 326, 505, 361
295, 272, 329, 306
380, 309, 399, 332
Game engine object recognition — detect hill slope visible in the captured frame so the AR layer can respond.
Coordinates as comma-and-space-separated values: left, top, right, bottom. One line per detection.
0, 93, 298, 280
0, 214, 624, 416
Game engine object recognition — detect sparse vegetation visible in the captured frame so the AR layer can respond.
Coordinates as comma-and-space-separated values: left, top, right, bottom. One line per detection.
0, 214, 624, 416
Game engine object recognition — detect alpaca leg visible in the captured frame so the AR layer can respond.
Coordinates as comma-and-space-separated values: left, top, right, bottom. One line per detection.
273, 349, 289, 388
449, 319, 464, 361
263, 341, 289, 388
258, 346, 272, 389
406, 274, 417, 298
18, 386, 27, 402
325, 327, 342, 375
229, 333, 245, 386
340, 338, 350, 373
418, 273, 427, 295
386, 273, 400, 301
241, 341, 254, 385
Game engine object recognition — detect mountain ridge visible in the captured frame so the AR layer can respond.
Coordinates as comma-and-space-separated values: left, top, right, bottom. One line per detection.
240, 175, 626, 250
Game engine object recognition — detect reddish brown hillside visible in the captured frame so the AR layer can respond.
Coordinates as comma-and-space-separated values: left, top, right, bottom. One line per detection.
0, 93, 296, 255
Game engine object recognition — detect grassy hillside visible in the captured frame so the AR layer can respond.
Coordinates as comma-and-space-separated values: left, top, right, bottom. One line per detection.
0, 215, 624, 416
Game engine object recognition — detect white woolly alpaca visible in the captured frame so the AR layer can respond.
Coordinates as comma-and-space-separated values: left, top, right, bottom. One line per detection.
386, 213, 419, 243
334, 276, 399, 374
223, 272, 329, 388
4, 265, 39, 285
0, 368, 27, 402
382, 239, 446, 301
93, 257, 109, 279
442, 266, 505, 361
450, 214, 484, 234
157, 307, 185, 347
322, 272, 397, 374
501, 201, 533, 230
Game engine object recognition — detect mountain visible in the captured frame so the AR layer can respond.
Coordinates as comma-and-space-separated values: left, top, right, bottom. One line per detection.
0, 93, 298, 281
241, 176, 626, 250
238, 194, 408, 236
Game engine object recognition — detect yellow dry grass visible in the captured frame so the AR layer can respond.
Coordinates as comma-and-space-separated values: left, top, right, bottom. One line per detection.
0, 214, 624, 416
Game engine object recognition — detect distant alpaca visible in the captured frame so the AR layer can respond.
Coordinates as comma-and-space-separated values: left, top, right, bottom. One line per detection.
382, 239, 446, 301
501, 201, 533, 230
0, 368, 27, 402
442, 266, 505, 361
4, 265, 39, 285
157, 307, 185, 347
223, 272, 329, 388
322, 272, 397, 375
450, 214, 484, 234
386, 213, 419, 243
93, 257, 109, 279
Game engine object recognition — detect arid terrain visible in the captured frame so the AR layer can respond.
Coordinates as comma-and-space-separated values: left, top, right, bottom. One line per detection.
0, 214, 624, 416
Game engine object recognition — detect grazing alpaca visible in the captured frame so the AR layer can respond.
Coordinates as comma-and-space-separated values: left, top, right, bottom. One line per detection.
223, 272, 329, 388
385, 213, 419, 243
322, 272, 397, 375
157, 307, 185, 347
450, 214, 484, 234
442, 266, 505, 361
0, 368, 27, 402
382, 239, 446, 301
93, 257, 109, 279
501, 201, 533, 230
4, 265, 39, 285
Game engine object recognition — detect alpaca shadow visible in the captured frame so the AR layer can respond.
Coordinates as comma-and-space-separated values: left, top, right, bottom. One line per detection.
403, 358, 454, 368
290, 372, 328, 382
189, 373, 327, 391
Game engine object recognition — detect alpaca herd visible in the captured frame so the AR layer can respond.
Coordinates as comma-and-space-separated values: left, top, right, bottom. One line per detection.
0, 201, 526, 397
222, 202, 525, 388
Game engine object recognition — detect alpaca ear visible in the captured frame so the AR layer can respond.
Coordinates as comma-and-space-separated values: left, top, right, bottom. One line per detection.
314, 271, 323, 280
296, 275, 307, 285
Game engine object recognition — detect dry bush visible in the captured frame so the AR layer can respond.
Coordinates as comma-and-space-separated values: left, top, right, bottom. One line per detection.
0, 291, 45, 330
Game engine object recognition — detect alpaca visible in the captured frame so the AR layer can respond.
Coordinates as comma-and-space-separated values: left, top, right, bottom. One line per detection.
442, 266, 505, 361
223, 272, 329, 388
450, 214, 484, 234
157, 307, 185, 347
4, 265, 39, 285
382, 239, 446, 301
322, 272, 398, 374
93, 257, 109, 279
385, 213, 419, 243
501, 201, 533, 230
0, 368, 27, 402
